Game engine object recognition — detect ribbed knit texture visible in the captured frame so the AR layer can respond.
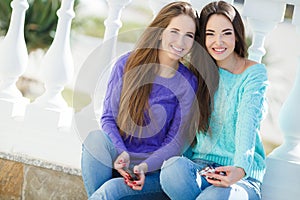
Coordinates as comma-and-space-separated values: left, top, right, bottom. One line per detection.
192, 63, 268, 182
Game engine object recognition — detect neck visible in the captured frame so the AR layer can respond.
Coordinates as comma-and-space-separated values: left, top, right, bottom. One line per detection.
157, 50, 179, 78
218, 54, 246, 74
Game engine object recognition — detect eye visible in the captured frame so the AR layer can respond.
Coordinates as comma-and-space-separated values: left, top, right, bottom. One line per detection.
185, 33, 194, 39
205, 32, 214, 36
223, 31, 233, 36
170, 30, 178, 34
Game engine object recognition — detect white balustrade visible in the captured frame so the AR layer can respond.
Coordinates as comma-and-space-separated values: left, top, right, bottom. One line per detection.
190, 0, 234, 11
73, 0, 132, 142
148, 0, 174, 17
25, 0, 75, 129
243, 0, 286, 63
0, 0, 29, 118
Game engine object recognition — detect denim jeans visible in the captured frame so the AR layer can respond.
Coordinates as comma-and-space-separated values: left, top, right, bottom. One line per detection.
81, 130, 170, 200
160, 156, 262, 200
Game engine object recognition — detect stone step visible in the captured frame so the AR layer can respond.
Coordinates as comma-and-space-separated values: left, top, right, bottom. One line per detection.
0, 158, 87, 200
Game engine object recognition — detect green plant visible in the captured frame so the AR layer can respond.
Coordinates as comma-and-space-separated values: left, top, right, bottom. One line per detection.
0, 0, 79, 52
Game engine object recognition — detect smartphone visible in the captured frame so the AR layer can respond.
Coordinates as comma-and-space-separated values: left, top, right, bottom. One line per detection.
122, 167, 139, 181
198, 165, 226, 179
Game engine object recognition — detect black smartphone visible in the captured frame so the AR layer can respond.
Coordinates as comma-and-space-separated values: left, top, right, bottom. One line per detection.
122, 167, 139, 181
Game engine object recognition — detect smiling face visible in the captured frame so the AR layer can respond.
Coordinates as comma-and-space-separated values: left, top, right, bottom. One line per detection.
205, 14, 236, 66
159, 14, 196, 66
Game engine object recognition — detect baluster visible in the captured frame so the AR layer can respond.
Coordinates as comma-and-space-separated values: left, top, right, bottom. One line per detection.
0, 0, 29, 118
148, 0, 173, 17
191, 0, 234, 11
33, 0, 75, 111
261, 2, 300, 199
243, 0, 285, 63
25, 0, 75, 129
74, 0, 132, 140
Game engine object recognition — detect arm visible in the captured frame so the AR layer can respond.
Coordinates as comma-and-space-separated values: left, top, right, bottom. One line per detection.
206, 66, 268, 187
142, 73, 198, 172
101, 54, 128, 154
233, 66, 268, 178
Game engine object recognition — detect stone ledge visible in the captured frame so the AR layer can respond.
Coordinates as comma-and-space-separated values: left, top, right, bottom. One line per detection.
0, 152, 81, 176
0, 155, 87, 200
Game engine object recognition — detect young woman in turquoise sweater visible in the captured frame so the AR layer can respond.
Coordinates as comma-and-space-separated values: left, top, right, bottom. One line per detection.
160, 1, 268, 200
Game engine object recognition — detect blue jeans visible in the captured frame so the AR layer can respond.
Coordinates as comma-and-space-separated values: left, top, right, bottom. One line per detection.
81, 130, 170, 200
160, 156, 262, 200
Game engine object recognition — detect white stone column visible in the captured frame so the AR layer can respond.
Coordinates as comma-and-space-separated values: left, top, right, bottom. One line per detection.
191, 0, 234, 11
261, 2, 300, 199
148, 0, 173, 17
0, 0, 29, 118
25, 0, 75, 129
74, 0, 132, 141
243, 0, 285, 63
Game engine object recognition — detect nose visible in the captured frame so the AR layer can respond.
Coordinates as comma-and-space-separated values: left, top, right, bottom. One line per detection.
215, 34, 223, 45
176, 34, 185, 47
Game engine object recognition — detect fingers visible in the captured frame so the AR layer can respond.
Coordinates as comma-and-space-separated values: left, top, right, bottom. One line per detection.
124, 166, 146, 191
126, 179, 144, 190
114, 151, 130, 170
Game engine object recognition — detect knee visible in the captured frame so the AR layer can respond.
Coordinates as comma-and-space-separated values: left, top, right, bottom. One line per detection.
160, 156, 187, 182
83, 130, 104, 146
161, 156, 187, 172
197, 187, 232, 200
82, 130, 112, 160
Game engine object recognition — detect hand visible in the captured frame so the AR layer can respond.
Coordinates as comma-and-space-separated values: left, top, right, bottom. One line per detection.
114, 151, 130, 177
205, 166, 245, 187
125, 163, 148, 191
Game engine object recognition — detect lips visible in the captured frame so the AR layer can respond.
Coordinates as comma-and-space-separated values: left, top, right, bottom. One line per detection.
171, 45, 184, 54
212, 47, 226, 54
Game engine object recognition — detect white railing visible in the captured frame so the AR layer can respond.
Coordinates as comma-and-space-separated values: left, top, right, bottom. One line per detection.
0, 0, 299, 199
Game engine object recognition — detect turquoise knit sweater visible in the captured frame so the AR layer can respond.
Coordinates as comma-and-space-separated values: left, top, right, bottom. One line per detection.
192, 63, 268, 183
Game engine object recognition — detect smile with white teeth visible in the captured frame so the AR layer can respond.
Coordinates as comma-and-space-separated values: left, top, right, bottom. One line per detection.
213, 48, 226, 52
171, 45, 183, 53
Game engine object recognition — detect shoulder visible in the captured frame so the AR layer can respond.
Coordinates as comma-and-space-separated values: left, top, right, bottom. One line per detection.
243, 60, 267, 79
178, 63, 197, 79
115, 51, 131, 66
112, 51, 131, 73
178, 63, 198, 89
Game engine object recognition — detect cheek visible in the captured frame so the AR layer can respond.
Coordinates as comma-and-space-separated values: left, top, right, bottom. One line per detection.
185, 39, 194, 50
227, 37, 236, 47
205, 39, 212, 49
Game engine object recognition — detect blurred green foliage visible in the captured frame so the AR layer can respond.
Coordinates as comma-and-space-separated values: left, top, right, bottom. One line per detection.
0, 0, 79, 52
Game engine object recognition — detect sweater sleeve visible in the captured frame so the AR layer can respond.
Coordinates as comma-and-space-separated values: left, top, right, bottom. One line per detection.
143, 73, 198, 172
101, 54, 128, 154
233, 66, 268, 178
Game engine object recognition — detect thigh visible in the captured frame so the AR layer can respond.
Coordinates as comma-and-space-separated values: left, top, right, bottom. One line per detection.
81, 130, 118, 197
82, 130, 118, 165
90, 171, 169, 200
160, 156, 206, 200
196, 179, 261, 200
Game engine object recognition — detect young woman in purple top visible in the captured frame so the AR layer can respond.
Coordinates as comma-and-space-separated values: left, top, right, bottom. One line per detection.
81, 1, 218, 199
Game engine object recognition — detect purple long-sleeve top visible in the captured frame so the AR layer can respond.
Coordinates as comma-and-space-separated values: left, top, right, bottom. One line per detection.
101, 52, 198, 172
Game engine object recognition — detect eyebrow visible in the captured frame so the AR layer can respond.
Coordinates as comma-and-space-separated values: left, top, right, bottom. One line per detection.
206, 28, 233, 33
